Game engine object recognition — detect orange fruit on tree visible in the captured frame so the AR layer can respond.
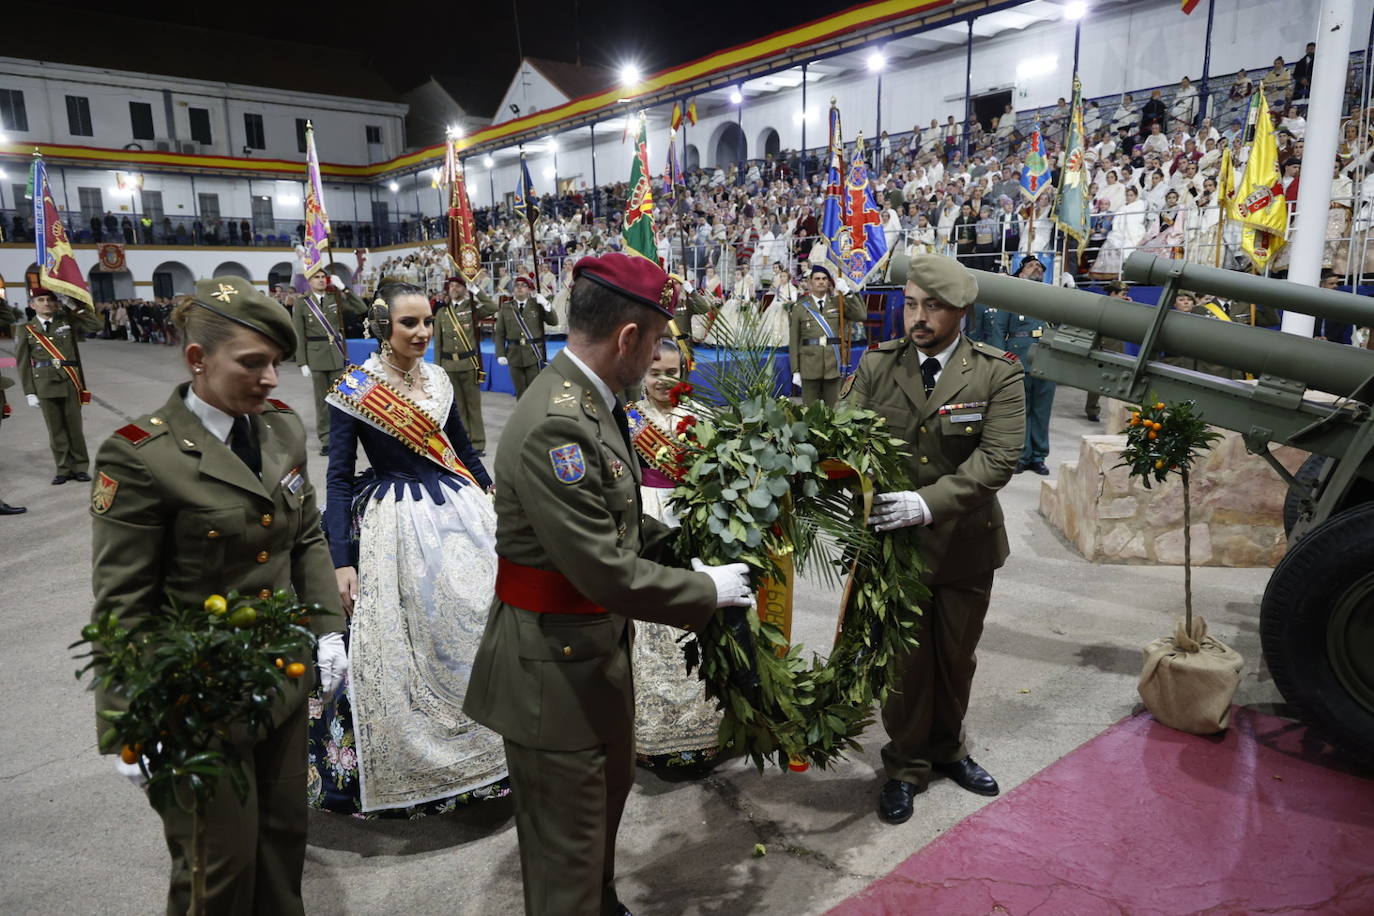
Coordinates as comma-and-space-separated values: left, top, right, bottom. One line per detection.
1147, 430, 1158, 440
204, 594, 228, 616
285, 662, 306, 679
1154, 401, 1165, 410
275, 658, 284, 669
1155, 459, 1166, 469
120, 745, 139, 765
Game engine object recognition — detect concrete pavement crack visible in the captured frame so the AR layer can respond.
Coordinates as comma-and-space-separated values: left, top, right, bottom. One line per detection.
0, 745, 97, 782
701, 774, 846, 873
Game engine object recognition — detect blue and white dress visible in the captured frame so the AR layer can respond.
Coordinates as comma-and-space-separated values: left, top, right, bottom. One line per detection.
312, 354, 507, 814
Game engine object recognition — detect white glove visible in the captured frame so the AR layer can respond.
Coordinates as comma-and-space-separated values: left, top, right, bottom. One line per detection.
536, 293, 551, 309
497, 356, 509, 366
300, 366, 312, 378
835, 276, 850, 294
26, 394, 39, 408
869, 490, 931, 532
692, 557, 753, 608
316, 632, 349, 697
683, 279, 696, 294
791, 372, 802, 389
115, 755, 148, 788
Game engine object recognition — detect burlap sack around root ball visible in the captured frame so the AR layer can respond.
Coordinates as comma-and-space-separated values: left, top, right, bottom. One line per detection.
1137, 616, 1244, 734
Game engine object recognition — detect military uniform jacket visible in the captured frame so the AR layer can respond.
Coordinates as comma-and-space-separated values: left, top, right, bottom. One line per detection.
17, 308, 103, 398
842, 335, 1025, 584
0, 301, 18, 413
965, 304, 1001, 345
989, 311, 1051, 369
464, 351, 717, 751
675, 290, 717, 330
291, 290, 367, 371
89, 387, 342, 741
492, 297, 557, 369
434, 291, 498, 374
788, 291, 867, 379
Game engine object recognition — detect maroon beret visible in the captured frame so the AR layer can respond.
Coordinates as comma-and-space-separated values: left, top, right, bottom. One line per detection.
573, 252, 678, 318
445, 275, 467, 285
513, 274, 534, 288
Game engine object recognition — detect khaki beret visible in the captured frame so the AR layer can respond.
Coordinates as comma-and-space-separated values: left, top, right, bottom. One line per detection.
190, 276, 296, 355
905, 253, 978, 309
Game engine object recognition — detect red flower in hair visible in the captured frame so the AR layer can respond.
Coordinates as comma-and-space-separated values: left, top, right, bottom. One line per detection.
668, 382, 694, 408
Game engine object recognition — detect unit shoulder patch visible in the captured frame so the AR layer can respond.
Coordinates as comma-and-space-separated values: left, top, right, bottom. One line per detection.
91, 471, 119, 514
549, 443, 586, 484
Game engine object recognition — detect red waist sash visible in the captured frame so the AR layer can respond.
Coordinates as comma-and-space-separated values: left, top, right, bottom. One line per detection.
496, 556, 605, 615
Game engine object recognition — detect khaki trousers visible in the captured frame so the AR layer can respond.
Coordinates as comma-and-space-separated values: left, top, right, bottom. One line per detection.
446, 369, 487, 450
800, 376, 841, 408
310, 368, 344, 447
881, 570, 994, 786
38, 392, 88, 475
503, 735, 633, 916
510, 363, 542, 400
156, 701, 308, 916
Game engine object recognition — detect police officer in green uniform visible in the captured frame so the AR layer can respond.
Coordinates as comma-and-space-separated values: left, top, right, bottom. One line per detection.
464, 252, 751, 916
0, 297, 23, 514
434, 274, 498, 452
990, 256, 1055, 475
964, 301, 1001, 345
292, 268, 367, 453
89, 276, 346, 915
841, 252, 1025, 824
17, 288, 103, 484
493, 274, 557, 399
787, 264, 868, 406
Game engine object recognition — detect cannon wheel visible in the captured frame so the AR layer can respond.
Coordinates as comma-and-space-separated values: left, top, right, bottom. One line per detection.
1281, 455, 1327, 537
1262, 502, 1374, 768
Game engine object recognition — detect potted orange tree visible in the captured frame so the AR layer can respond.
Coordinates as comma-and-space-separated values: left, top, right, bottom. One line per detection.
1120, 396, 1243, 734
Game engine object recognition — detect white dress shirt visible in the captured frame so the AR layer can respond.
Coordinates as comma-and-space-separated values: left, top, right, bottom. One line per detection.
184, 386, 237, 443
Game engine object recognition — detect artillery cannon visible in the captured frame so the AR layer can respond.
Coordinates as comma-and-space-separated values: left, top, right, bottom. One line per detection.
892, 251, 1374, 766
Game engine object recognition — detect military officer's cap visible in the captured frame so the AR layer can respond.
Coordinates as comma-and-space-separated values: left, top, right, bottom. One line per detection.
573, 251, 679, 318
514, 274, 535, 288
190, 276, 296, 355
808, 264, 834, 281
1016, 255, 1047, 276
446, 275, 468, 285
905, 253, 978, 309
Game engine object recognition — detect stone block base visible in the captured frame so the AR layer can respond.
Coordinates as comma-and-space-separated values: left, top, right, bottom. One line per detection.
1039, 399, 1309, 567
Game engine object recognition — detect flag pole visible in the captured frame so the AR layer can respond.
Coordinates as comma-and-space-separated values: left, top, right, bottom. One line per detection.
520, 151, 543, 307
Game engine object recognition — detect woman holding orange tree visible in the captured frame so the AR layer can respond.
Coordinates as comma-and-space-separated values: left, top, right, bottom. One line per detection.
87, 276, 346, 915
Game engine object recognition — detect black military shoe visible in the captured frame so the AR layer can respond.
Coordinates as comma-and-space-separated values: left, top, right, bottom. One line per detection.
1012, 460, 1027, 474
71, 471, 92, 482
0, 502, 27, 515
934, 757, 1000, 796
51, 474, 69, 485
1086, 412, 1100, 422
1027, 461, 1050, 476
878, 778, 924, 824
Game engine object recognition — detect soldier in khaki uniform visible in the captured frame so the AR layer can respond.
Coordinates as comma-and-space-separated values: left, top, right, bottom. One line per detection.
90, 276, 347, 915
842, 253, 1025, 825
788, 264, 868, 406
291, 269, 367, 453
434, 275, 498, 452
464, 252, 751, 916
493, 275, 558, 399
17, 289, 103, 484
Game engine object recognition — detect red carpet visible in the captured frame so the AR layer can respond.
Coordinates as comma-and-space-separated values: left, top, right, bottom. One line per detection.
830, 708, 1374, 915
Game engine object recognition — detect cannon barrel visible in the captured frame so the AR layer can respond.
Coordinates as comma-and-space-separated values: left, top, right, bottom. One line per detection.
1123, 252, 1374, 327
967, 268, 1374, 398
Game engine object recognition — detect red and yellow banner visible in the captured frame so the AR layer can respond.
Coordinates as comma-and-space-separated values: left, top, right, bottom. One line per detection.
444, 138, 482, 284
31, 155, 92, 311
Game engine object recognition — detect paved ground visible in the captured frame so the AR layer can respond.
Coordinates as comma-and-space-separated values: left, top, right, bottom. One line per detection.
0, 337, 1288, 915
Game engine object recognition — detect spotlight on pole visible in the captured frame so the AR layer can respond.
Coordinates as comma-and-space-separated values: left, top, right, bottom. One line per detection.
1064, 1, 1088, 20
483, 155, 495, 168
619, 63, 642, 85
729, 87, 743, 105
867, 50, 886, 72
388, 180, 399, 193
548, 137, 559, 153
543, 166, 555, 180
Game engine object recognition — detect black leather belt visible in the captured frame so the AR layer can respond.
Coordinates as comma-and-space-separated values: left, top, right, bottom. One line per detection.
449, 349, 478, 360
1007, 331, 1038, 338
32, 359, 77, 368
802, 337, 841, 346
305, 335, 329, 341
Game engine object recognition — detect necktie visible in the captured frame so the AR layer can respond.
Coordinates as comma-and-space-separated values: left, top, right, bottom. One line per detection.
230, 416, 262, 478
611, 401, 645, 520
921, 357, 940, 395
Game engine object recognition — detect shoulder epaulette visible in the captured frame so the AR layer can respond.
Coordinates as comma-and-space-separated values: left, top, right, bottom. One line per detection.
970, 340, 1020, 364
266, 398, 293, 411
876, 338, 905, 352
114, 423, 151, 445
547, 380, 581, 416
114, 420, 168, 447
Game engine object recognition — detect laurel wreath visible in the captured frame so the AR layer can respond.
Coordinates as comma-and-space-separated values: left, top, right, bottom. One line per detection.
668, 351, 927, 771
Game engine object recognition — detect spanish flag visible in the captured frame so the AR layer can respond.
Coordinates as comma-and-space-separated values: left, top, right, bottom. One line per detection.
670, 102, 683, 132
1182, 0, 1201, 13
1233, 88, 1288, 272
686, 99, 698, 126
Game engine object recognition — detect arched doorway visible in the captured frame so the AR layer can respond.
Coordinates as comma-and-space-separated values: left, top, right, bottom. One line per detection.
712, 123, 746, 169
684, 144, 700, 171
267, 261, 295, 294
151, 261, 195, 299
213, 261, 252, 281
88, 267, 135, 303
758, 128, 781, 159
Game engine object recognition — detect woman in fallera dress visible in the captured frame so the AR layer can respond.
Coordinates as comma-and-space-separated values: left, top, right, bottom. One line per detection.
624, 340, 723, 769
309, 279, 509, 816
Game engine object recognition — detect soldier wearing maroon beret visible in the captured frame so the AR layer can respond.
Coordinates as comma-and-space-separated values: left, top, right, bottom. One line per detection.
465, 252, 752, 916
493, 273, 557, 398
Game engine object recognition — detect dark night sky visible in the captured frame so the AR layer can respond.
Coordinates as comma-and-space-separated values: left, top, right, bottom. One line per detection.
15, 1, 840, 115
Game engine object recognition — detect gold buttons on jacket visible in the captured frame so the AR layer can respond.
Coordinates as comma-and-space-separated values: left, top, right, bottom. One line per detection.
919, 456, 929, 464
149, 417, 164, 426
207, 529, 221, 539
259, 588, 272, 599
919, 425, 927, 434
965, 425, 975, 433
260, 514, 273, 527
562, 645, 573, 657
256, 550, 270, 563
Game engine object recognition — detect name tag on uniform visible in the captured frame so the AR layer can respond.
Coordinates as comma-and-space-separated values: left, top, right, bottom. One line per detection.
1031, 329, 1043, 338
280, 466, 305, 495
950, 412, 983, 423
